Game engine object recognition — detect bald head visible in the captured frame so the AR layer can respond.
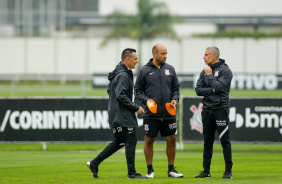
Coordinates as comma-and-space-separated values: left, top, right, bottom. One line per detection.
152, 43, 167, 67
152, 44, 166, 54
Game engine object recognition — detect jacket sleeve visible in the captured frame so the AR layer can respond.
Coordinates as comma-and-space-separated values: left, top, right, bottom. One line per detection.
115, 74, 139, 111
195, 70, 214, 96
171, 68, 180, 102
134, 69, 150, 104
207, 68, 233, 93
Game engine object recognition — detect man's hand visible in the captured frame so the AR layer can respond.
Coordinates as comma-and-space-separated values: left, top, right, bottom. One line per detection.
137, 106, 145, 115
171, 100, 177, 107
204, 66, 212, 75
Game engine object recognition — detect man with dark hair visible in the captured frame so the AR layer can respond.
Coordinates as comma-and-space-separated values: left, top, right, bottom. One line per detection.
195, 46, 233, 179
87, 48, 147, 179
135, 43, 183, 178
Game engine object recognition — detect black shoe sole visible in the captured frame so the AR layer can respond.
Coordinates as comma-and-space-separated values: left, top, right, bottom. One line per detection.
127, 177, 148, 179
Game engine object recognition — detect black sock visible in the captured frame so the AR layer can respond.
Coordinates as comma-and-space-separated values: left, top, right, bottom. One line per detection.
168, 164, 174, 171
147, 164, 154, 172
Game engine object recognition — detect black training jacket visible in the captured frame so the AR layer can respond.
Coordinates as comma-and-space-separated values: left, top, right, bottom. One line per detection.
107, 62, 140, 128
135, 58, 180, 120
195, 59, 233, 110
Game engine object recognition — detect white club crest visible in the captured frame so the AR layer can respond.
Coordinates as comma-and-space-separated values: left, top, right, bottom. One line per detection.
144, 124, 149, 131
190, 103, 203, 134
164, 69, 170, 76
214, 71, 219, 77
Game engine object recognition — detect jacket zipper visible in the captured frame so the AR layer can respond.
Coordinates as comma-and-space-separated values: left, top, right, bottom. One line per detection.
159, 67, 164, 117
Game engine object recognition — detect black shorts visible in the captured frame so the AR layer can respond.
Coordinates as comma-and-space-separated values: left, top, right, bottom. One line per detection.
143, 119, 178, 137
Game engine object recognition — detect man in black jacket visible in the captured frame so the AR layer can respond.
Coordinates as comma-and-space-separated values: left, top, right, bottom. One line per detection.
135, 44, 183, 178
195, 46, 233, 179
87, 48, 147, 179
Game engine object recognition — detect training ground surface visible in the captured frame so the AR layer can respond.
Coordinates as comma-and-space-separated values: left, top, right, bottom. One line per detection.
0, 86, 281, 183
0, 143, 281, 184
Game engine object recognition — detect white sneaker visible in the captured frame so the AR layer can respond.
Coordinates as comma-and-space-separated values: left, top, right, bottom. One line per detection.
146, 172, 154, 178
168, 169, 183, 178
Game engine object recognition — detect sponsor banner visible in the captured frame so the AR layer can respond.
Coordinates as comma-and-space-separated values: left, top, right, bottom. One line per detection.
92, 74, 282, 89
91, 74, 194, 89
182, 97, 282, 142
230, 74, 282, 90
0, 98, 146, 141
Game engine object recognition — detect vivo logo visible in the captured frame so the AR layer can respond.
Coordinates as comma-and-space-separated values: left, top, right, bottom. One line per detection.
231, 74, 277, 90
193, 74, 279, 90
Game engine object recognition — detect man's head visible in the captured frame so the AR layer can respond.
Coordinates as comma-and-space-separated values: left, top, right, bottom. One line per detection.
152, 44, 167, 67
203, 46, 220, 65
121, 48, 138, 69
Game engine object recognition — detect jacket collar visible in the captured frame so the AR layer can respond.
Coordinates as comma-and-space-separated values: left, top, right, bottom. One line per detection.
146, 58, 165, 68
209, 58, 225, 69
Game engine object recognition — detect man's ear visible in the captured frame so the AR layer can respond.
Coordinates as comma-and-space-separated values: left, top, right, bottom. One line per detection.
125, 56, 129, 63
153, 51, 156, 57
123, 57, 129, 67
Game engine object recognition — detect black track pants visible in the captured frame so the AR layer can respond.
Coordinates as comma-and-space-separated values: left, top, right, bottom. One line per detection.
201, 108, 233, 173
91, 127, 137, 175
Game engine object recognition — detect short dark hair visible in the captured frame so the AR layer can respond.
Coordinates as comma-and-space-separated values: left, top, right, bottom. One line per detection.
152, 45, 158, 54
121, 48, 136, 61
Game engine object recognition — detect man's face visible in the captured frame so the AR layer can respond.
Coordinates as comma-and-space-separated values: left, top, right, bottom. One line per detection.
203, 49, 216, 65
154, 47, 167, 65
126, 52, 138, 69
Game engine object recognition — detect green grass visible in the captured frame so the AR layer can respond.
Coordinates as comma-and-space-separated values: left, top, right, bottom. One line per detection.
1, 84, 281, 183
1, 84, 282, 97
0, 85, 107, 97
0, 143, 281, 184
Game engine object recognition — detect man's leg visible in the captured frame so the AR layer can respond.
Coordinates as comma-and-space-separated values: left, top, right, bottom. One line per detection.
144, 135, 155, 165
143, 119, 159, 178
215, 108, 233, 176
162, 120, 183, 178
91, 127, 124, 166
87, 127, 124, 178
202, 110, 216, 174
220, 129, 233, 176
123, 127, 137, 175
165, 135, 176, 165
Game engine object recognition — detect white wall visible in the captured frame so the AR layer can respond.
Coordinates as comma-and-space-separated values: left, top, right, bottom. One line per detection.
99, 0, 282, 16
0, 38, 281, 75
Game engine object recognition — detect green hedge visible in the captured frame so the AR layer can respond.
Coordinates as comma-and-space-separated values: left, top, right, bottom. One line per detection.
193, 30, 282, 39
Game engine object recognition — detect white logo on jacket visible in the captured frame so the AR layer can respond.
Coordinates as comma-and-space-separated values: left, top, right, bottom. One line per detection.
214, 71, 219, 77
164, 69, 170, 76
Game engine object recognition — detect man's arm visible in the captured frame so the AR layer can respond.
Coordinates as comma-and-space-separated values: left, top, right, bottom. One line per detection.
115, 74, 140, 111
134, 69, 150, 104
207, 67, 232, 93
195, 70, 214, 96
171, 68, 180, 104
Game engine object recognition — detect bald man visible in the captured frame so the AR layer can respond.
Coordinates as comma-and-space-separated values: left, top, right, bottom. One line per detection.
135, 44, 183, 178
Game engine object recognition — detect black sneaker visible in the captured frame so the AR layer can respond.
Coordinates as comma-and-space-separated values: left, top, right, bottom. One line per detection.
222, 171, 232, 179
87, 161, 99, 178
195, 171, 211, 178
168, 168, 184, 178
127, 173, 148, 179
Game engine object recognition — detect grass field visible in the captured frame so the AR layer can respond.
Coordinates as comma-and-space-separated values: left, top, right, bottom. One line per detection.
0, 143, 282, 184
0, 84, 281, 183
1, 84, 282, 97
